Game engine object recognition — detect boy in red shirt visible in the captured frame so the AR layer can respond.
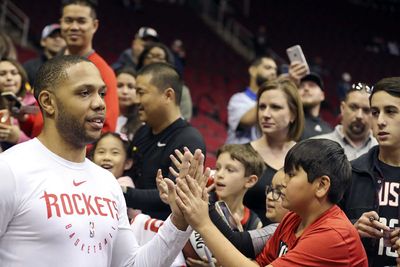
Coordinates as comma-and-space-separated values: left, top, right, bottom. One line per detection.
175, 139, 368, 267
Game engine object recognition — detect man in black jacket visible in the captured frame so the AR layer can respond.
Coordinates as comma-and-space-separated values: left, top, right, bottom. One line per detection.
122, 63, 206, 220
341, 77, 400, 267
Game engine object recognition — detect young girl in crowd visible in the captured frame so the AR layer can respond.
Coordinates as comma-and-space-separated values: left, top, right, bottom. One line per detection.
91, 132, 186, 266
115, 67, 142, 141
90, 132, 138, 218
244, 77, 304, 225
0, 59, 37, 151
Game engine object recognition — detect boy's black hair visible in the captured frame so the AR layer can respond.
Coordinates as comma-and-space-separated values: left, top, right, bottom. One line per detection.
370, 77, 400, 100
284, 139, 351, 204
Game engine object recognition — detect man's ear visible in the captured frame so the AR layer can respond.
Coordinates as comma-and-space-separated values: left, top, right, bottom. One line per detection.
92, 19, 99, 34
315, 175, 330, 199
124, 159, 133, 170
245, 175, 259, 189
40, 39, 46, 48
38, 90, 56, 116
340, 101, 346, 116
248, 65, 256, 78
320, 90, 326, 102
164, 88, 175, 102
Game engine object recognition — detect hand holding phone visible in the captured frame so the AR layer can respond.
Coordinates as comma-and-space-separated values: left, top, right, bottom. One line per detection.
0, 109, 11, 125
1, 92, 22, 111
215, 201, 243, 231
1, 92, 39, 115
286, 45, 310, 75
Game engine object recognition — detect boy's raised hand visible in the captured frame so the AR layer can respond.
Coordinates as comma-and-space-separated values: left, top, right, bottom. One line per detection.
156, 169, 169, 204
169, 147, 211, 190
176, 174, 210, 231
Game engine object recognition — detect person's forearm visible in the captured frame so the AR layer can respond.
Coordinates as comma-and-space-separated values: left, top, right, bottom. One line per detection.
239, 106, 257, 127
124, 187, 170, 211
112, 216, 192, 267
171, 213, 188, 231
209, 206, 255, 258
196, 219, 259, 267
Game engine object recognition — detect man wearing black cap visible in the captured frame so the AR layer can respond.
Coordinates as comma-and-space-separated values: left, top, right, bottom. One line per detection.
298, 72, 332, 139
112, 26, 159, 70
23, 23, 66, 83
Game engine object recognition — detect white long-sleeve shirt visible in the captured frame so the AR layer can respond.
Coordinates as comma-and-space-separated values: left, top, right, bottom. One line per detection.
0, 138, 191, 267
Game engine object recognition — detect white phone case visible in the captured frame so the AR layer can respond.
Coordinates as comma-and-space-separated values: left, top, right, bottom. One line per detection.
286, 45, 310, 74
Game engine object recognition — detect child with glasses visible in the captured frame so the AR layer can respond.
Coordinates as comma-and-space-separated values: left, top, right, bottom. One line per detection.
204, 169, 290, 261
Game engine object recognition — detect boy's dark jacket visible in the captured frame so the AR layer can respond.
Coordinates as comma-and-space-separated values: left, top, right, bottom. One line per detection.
340, 145, 384, 265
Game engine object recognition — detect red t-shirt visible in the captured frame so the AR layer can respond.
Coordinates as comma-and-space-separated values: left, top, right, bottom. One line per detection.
256, 205, 368, 267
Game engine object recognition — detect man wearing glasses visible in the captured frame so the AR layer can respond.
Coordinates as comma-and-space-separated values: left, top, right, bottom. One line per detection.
313, 82, 377, 160
341, 77, 400, 266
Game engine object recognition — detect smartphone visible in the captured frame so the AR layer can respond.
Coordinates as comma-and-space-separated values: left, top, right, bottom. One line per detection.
215, 201, 241, 231
286, 45, 310, 74
1, 92, 39, 115
1, 92, 22, 111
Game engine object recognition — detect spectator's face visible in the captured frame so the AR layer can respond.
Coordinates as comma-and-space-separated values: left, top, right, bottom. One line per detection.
298, 81, 325, 108
135, 73, 165, 127
266, 170, 289, 223
60, 4, 98, 50
93, 134, 130, 178
41, 32, 66, 55
214, 152, 248, 200
258, 89, 294, 138
250, 58, 277, 86
117, 73, 138, 109
143, 47, 167, 66
52, 62, 106, 147
0, 61, 22, 95
341, 91, 371, 140
370, 91, 400, 149
281, 167, 315, 212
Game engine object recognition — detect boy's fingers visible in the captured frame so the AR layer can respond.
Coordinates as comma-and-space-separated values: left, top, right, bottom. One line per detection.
174, 149, 185, 161
176, 182, 192, 206
169, 166, 179, 178
185, 175, 201, 198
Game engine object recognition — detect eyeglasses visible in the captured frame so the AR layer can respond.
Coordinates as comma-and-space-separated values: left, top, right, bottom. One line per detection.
265, 185, 283, 201
350, 82, 373, 94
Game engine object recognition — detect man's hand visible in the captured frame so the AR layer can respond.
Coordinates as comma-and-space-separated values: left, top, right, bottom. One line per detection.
0, 123, 20, 144
176, 174, 210, 231
170, 147, 211, 190
288, 61, 308, 86
156, 169, 169, 204
354, 211, 390, 238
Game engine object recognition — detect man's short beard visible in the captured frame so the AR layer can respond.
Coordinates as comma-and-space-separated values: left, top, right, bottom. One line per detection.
55, 98, 98, 148
256, 75, 269, 87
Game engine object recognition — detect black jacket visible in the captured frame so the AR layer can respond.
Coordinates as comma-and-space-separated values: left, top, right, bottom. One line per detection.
340, 145, 385, 265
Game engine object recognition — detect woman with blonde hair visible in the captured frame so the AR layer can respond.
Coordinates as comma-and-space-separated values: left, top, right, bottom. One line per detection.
244, 77, 304, 225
